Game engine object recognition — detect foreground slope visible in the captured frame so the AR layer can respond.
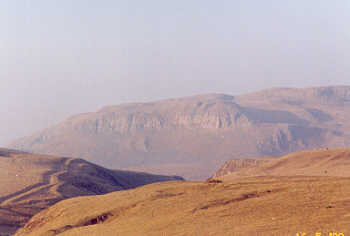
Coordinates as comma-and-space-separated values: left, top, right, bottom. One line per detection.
15, 177, 350, 236
0, 148, 182, 235
15, 148, 350, 236
212, 148, 350, 180
9, 86, 350, 179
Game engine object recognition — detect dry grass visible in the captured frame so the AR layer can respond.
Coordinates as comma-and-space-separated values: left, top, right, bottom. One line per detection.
217, 148, 350, 181
0, 149, 182, 235
15, 148, 350, 236
15, 176, 350, 236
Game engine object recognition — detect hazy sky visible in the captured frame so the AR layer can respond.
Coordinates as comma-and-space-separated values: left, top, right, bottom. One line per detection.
1, 0, 349, 145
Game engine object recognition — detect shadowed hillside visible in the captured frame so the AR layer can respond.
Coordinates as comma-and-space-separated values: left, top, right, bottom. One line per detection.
0, 148, 182, 235
9, 86, 350, 179
14, 148, 350, 236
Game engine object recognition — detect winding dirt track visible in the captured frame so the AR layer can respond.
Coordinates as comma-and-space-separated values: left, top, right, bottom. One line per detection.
0, 158, 73, 206
0, 157, 74, 235
0, 149, 182, 235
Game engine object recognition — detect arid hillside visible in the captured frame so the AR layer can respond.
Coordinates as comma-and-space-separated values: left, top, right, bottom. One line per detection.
212, 148, 350, 180
14, 148, 350, 236
0, 148, 182, 235
15, 176, 350, 236
9, 86, 350, 179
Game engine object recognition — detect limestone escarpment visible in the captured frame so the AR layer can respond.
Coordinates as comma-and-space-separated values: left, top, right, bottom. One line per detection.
9, 86, 350, 179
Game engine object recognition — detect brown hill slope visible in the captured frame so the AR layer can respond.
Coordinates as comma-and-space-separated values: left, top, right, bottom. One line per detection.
0, 148, 182, 235
15, 148, 350, 236
9, 86, 350, 179
15, 176, 350, 236
213, 148, 350, 180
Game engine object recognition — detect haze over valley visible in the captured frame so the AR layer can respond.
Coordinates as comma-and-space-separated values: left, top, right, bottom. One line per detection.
2, 1, 350, 235
10, 86, 350, 180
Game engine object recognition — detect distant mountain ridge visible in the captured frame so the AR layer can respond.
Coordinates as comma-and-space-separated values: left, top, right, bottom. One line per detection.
9, 86, 350, 179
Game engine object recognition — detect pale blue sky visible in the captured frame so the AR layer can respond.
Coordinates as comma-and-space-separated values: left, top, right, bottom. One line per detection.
1, 1, 349, 145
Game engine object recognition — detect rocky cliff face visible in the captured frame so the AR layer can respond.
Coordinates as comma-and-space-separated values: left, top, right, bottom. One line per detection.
61, 94, 248, 133
211, 158, 273, 178
9, 86, 350, 179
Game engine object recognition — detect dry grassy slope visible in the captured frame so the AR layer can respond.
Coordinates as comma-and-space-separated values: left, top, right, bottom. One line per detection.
9, 86, 350, 180
214, 148, 350, 181
15, 176, 350, 236
0, 149, 182, 235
